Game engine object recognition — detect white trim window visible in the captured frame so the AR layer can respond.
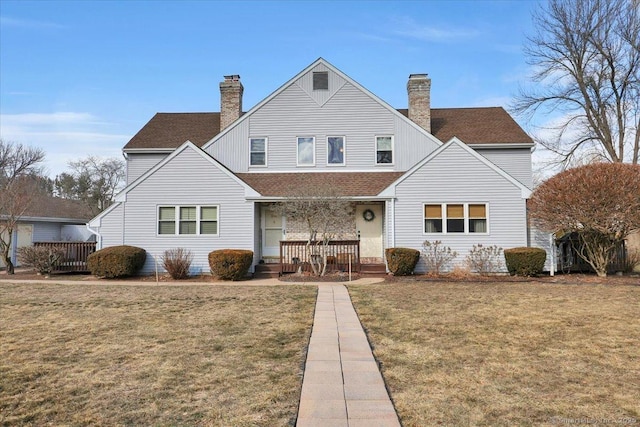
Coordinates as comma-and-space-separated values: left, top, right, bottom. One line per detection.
297, 136, 315, 166
327, 136, 345, 165
250, 137, 267, 166
376, 135, 393, 164
158, 205, 219, 236
423, 203, 488, 234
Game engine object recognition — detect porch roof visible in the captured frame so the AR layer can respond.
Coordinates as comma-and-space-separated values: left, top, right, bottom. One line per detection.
236, 172, 405, 197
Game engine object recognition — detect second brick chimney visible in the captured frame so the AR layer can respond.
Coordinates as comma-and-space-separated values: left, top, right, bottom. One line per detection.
407, 74, 431, 133
220, 75, 243, 130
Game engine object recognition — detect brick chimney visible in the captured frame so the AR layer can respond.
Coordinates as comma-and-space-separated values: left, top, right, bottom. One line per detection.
407, 74, 431, 133
219, 75, 243, 130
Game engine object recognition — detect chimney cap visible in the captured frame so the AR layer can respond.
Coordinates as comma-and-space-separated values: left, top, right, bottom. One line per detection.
409, 73, 429, 80
224, 75, 241, 82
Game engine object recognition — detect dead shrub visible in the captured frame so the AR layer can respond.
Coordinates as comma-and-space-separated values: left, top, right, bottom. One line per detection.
447, 264, 472, 279
161, 248, 193, 279
422, 240, 457, 275
466, 244, 503, 275
17, 246, 65, 275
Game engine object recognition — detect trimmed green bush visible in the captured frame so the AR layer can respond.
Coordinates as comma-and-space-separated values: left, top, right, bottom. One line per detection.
504, 247, 546, 277
208, 249, 253, 281
385, 247, 420, 276
87, 245, 147, 278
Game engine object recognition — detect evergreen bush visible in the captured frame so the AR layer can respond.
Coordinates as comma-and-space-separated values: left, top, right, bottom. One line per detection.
504, 247, 546, 276
385, 247, 420, 276
208, 249, 253, 280
87, 245, 147, 278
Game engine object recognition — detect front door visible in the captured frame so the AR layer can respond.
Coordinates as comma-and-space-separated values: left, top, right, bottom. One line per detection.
355, 204, 383, 259
261, 206, 285, 258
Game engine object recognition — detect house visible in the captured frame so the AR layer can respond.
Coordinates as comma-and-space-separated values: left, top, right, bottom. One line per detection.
88, 58, 537, 275
1, 195, 94, 268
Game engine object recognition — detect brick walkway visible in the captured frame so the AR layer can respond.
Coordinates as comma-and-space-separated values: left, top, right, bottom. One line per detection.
296, 285, 400, 427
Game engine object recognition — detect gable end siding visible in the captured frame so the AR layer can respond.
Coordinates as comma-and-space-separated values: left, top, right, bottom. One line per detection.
209, 78, 439, 172
126, 153, 169, 184
101, 147, 254, 275
474, 147, 533, 189
393, 142, 527, 273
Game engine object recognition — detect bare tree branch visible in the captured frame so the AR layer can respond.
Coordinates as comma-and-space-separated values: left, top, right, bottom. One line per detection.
514, 0, 639, 166
0, 139, 46, 274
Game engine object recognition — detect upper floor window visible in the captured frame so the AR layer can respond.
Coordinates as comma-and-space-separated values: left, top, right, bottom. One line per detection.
158, 205, 219, 236
327, 136, 345, 165
424, 203, 488, 234
313, 72, 328, 90
297, 137, 315, 166
376, 136, 393, 164
250, 137, 267, 166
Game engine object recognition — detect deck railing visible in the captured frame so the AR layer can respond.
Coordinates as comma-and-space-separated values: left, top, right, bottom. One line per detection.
280, 240, 360, 274
33, 241, 96, 272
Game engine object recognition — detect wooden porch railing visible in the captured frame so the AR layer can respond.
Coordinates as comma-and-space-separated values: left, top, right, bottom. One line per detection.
33, 241, 96, 273
280, 240, 360, 275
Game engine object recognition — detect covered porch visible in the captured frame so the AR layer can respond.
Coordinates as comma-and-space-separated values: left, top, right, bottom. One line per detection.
254, 201, 388, 277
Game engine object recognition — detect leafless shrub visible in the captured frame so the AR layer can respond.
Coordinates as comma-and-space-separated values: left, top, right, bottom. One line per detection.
161, 248, 193, 279
17, 245, 65, 275
466, 244, 503, 275
422, 240, 457, 275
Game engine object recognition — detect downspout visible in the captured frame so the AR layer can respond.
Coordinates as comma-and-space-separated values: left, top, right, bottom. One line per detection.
549, 233, 555, 277
86, 223, 102, 250
390, 198, 396, 248
388, 198, 396, 273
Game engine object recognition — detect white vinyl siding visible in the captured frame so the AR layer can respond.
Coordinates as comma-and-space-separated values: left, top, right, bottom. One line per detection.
126, 153, 168, 184
96, 146, 254, 275
423, 203, 488, 234
394, 142, 527, 273
206, 64, 439, 172
327, 136, 345, 165
474, 148, 533, 189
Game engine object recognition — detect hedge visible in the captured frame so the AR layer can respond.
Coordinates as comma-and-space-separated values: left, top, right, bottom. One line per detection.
208, 249, 253, 281
385, 247, 420, 276
504, 247, 546, 277
87, 245, 147, 278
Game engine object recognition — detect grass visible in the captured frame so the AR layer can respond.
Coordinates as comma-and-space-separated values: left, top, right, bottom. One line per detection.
348, 281, 640, 427
0, 283, 317, 426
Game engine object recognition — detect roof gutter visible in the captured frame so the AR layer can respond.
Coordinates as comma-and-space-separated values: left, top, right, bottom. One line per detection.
123, 148, 175, 154
245, 195, 394, 202
468, 143, 534, 149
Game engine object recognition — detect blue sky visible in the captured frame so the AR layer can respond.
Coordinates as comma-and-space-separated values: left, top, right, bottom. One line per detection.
0, 0, 543, 177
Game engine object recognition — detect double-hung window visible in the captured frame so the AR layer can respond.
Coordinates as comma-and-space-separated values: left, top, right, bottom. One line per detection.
250, 137, 267, 166
327, 136, 345, 165
297, 136, 315, 166
158, 205, 219, 236
376, 136, 393, 164
423, 203, 488, 234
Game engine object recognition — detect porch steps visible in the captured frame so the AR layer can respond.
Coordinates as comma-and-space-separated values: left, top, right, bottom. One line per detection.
359, 263, 388, 277
254, 263, 280, 279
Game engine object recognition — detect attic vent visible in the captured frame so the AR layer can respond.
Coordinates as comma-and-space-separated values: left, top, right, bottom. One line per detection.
313, 72, 329, 90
